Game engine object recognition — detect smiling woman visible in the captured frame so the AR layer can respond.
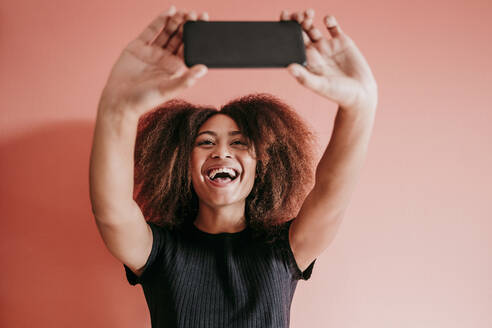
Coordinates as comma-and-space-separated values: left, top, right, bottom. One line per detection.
88, 5, 374, 327
110, 92, 320, 327
133, 93, 317, 241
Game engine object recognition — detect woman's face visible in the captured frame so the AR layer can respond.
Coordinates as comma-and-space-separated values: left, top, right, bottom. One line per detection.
190, 114, 257, 208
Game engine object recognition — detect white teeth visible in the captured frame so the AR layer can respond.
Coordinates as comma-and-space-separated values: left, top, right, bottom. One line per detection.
207, 167, 237, 180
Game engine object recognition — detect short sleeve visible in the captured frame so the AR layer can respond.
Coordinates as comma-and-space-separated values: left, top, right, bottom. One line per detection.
123, 222, 166, 286
281, 220, 316, 281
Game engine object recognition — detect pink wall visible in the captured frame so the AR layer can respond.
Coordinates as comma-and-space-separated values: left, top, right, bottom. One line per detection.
1, 0, 491, 327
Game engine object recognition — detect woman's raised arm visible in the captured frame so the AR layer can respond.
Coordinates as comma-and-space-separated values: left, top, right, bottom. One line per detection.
89, 6, 208, 275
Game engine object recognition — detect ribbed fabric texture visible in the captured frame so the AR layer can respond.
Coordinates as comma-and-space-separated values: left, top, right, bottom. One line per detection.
123, 219, 316, 328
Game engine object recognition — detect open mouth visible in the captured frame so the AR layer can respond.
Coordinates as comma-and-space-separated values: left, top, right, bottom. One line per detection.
204, 167, 240, 187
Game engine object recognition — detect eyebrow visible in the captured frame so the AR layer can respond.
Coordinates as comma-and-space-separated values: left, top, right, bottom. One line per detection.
196, 130, 243, 137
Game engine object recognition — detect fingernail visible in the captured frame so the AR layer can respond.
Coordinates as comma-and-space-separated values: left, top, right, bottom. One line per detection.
325, 16, 336, 26
290, 65, 301, 76
196, 66, 207, 78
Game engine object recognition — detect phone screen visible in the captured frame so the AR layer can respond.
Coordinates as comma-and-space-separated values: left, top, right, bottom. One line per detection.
183, 21, 306, 68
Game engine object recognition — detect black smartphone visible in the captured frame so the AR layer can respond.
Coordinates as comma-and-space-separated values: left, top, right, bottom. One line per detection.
183, 21, 306, 68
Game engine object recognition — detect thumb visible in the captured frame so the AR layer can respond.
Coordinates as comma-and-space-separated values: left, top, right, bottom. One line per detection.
174, 64, 208, 89
287, 64, 304, 77
185, 64, 208, 81
154, 64, 208, 104
288, 63, 309, 79
288, 63, 324, 92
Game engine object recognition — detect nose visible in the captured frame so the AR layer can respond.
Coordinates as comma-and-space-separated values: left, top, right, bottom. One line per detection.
211, 142, 232, 159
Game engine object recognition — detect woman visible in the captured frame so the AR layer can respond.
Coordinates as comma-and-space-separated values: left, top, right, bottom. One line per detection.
89, 5, 377, 328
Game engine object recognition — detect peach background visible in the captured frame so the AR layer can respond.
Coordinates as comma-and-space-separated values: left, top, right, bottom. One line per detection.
1, 0, 491, 327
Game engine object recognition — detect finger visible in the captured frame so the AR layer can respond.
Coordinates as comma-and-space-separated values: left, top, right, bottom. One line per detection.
151, 10, 185, 48
299, 9, 328, 47
297, 9, 323, 48
287, 11, 310, 47
301, 8, 315, 29
284, 11, 312, 50
302, 30, 311, 47
280, 10, 290, 21
301, 16, 314, 31
291, 12, 303, 24
306, 26, 331, 57
306, 26, 324, 45
305, 8, 315, 19
324, 15, 343, 38
198, 11, 210, 21
137, 6, 176, 44
177, 11, 209, 59
168, 11, 198, 54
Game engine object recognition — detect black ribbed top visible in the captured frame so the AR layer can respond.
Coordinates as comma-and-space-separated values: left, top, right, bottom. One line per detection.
123, 219, 316, 328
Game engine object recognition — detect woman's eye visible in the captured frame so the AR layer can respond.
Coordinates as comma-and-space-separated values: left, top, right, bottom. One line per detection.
196, 140, 247, 146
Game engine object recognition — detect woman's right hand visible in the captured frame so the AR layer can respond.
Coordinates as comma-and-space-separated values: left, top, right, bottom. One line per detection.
99, 6, 209, 117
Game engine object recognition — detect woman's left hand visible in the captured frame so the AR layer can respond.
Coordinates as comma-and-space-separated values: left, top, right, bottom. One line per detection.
281, 9, 378, 113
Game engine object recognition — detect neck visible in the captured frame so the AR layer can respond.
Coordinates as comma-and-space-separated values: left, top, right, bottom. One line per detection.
194, 200, 247, 234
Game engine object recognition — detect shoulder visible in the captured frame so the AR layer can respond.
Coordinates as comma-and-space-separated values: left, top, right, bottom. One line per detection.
248, 220, 293, 256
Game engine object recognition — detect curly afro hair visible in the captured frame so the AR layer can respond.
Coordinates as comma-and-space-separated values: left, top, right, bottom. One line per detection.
133, 92, 318, 243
